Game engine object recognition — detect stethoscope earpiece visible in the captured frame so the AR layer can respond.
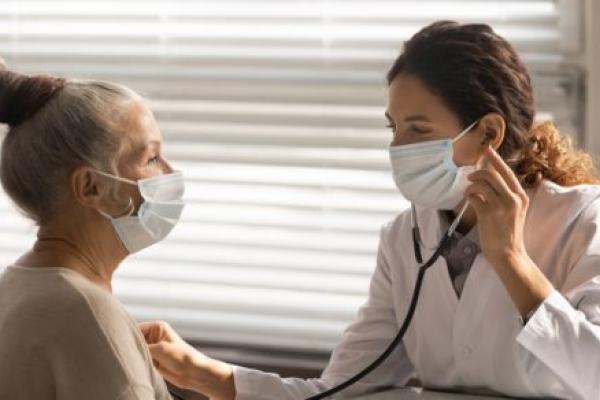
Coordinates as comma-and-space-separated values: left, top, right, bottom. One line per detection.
481, 129, 495, 146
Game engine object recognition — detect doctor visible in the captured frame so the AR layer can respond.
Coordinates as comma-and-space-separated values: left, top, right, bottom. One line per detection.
140, 21, 600, 400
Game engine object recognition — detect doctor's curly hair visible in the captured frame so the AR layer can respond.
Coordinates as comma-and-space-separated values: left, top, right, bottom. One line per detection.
387, 20, 599, 188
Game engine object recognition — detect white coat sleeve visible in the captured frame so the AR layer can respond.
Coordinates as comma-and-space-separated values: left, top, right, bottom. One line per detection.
516, 203, 600, 400
232, 227, 416, 400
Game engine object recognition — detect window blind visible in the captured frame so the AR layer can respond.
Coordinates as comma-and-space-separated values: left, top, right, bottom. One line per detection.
0, 0, 585, 352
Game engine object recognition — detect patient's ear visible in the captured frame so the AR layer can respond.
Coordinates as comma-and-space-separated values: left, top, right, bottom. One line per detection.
70, 166, 103, 209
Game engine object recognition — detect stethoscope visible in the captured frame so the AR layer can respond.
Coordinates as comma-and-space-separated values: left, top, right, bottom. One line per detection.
303, 201, 470, 400
168, 202, 469, 400
169, 389, 185, 400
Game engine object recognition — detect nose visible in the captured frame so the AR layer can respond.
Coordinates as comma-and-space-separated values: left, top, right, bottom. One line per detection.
391, 137, 422, 147
163, 159, 174, 174
390, 133, 407, 147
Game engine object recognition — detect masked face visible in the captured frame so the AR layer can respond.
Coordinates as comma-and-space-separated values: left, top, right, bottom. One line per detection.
389, 121, 479, 210
94, 101, 185, 253
95, 170, 185, 254
385, 74, 490, 209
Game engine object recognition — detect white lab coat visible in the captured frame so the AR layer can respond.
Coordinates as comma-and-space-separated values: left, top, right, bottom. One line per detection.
233, 180, 600, 400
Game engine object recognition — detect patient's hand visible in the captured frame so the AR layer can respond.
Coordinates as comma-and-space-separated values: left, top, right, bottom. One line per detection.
139, 321, 236, 400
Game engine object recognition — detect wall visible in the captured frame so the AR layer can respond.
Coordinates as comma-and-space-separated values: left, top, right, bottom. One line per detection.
585, 0, 600, 155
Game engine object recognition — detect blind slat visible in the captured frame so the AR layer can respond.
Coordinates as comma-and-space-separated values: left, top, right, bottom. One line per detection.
0, 0, 584, 351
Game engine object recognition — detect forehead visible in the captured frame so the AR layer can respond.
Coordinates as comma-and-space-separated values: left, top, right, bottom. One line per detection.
118, 101, 161, 157
386, 73, 454, 120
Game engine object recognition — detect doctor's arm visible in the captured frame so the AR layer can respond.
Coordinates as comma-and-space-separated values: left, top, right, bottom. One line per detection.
466, 147, 600, 399
513, 227, 600, 400
140, 227, 415, 400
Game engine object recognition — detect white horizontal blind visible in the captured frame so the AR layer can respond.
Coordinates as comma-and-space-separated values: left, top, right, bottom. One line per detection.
0, 0, 584, 351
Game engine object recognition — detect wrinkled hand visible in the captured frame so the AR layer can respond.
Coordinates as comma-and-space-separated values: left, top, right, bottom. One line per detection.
464, 146, 529, 268
139, 321, 235, 400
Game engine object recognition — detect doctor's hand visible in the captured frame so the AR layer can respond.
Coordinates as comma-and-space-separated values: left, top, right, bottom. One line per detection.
139, 321, 236, 400
464, 146, 529, 266
464, 146, 553, 317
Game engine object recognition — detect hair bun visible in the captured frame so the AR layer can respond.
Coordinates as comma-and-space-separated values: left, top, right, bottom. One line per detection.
0, 70, 65, 127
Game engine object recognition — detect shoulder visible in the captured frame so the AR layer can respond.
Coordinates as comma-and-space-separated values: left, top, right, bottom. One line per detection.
13, 268, 143, 353
43, 271, 156, 385
52, 270, 129, 324
0, 267, 126, 328
57, 271, 143, 347
528, 180, 600, 225
380, 205, 412, 246
0, 267, 161, 395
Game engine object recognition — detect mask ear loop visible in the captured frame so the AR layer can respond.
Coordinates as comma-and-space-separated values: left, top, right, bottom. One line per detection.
94, 169, 137, 185
97, 197, 135, 219
93, 170, 138, 219
448, 124, 489, 236
452, 120, 480, 143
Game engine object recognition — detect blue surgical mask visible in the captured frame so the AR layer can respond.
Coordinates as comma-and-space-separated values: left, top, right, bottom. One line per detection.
95, 170, 185, 254
389, 120, 479, 210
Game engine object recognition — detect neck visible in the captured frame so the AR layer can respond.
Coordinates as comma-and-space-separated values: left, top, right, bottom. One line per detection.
17, 223, 125, 292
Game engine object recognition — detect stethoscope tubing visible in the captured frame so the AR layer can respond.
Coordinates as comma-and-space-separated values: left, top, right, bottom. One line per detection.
304, 202, 467, 399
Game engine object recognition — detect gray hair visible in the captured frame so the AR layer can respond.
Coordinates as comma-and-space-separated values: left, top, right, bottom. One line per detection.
0, 70, 142, 225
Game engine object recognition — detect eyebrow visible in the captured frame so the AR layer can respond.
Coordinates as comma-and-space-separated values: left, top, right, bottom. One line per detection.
146, 140, 161, 147
404, 115, 431, 122
384, 112, 431, 123
132, 140, 160, 157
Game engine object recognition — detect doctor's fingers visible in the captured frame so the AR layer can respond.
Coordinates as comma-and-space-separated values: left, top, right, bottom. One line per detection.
464, 180, 501, 208
154, 359, 196, 392
150, 342, 209, 390
482, 146, 523, 194
149, 341, 206, 370
140, 320, 183, 345
467, 168, 513, 204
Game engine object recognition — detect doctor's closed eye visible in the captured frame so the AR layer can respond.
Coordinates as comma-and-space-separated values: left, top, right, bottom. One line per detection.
385, 113, 432, 135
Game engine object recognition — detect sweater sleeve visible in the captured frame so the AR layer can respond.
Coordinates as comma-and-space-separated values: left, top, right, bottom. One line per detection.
47, 273, 171, 400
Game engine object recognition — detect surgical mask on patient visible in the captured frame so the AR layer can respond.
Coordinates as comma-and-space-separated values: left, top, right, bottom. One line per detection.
389, 120, 479, 210
95, 170, 185, 254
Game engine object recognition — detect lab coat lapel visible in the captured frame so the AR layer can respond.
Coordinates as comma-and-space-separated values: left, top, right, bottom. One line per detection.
405, 205, 460, 385
412, 204, 460, 313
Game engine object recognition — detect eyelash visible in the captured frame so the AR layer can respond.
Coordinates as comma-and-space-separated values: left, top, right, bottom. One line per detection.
148, 155, 160, 165
411, 126, 430, 134
385, 124, 430, 135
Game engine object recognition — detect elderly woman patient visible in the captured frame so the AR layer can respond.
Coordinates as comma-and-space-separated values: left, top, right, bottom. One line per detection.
0, 66, 181, 399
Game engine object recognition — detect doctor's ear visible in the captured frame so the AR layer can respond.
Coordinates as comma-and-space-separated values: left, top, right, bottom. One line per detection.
478, 113, 505, 150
